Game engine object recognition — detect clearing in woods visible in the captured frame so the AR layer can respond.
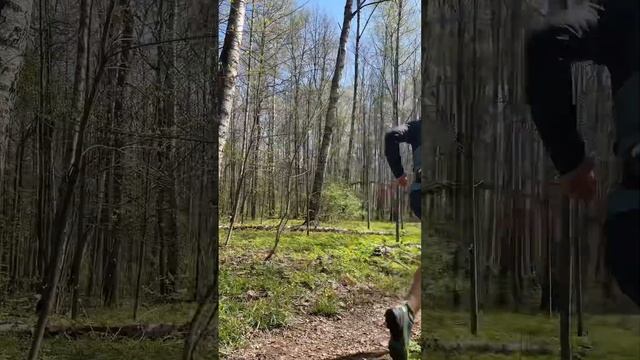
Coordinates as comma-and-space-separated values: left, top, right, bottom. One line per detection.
220, 220, 422, 360
223, 220, 640, 360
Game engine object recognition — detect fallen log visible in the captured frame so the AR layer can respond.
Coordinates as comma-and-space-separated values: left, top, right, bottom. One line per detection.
47, 324, 189, 339
0, 321, 189, 339
424, 339, 555, 355
0, 322, 32, 334
220, 224, 392, 236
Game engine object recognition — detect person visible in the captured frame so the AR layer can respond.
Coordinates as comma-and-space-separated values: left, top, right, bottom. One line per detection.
525, 0, 639, 305
383, 119, 422, 360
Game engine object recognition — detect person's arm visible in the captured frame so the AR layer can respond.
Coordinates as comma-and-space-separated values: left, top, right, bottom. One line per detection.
384, 121, 419, 179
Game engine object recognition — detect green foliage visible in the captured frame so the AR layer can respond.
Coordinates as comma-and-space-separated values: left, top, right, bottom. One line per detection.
425, 310, 640, 360
0, 301, 217, 360
247, 298, 292, 330
320, 182, 364, 221
310, 288, 341, 317
218, 300, 249, 348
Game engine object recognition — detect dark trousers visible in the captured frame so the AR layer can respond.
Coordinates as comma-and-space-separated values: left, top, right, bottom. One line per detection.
605, 210, 640, 306
409, 189, 421, 219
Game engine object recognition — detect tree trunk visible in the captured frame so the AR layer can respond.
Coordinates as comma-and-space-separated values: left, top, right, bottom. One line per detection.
103, 0, 133, 307
575, 202, 584, 336
69, 165, 87, 320
0, 0, 35, 198
152, 0, 180, 296
66, 0, 91, 320
133, 152, 151, 319
308, 0, 354, 223
344, 1, 362, 182
28, 2, 116, 359
467, 0, 479, 335
393, 0, 403, 243
550, 0, 572, 357
420, 1, 430, 357
224, 0, 255, 245
183, 0, 244, 358
559, 198, 573, 360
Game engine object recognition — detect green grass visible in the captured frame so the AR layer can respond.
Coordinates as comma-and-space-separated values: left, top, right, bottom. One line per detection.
0, 335, 185, 360
310, 288, 341, 317
420, 222, 640, 360
0, 301, 215, 360
4, 218, 635, 359
220, 220, 422, 356
0, 300, 200, 328
423, 310, 640, 360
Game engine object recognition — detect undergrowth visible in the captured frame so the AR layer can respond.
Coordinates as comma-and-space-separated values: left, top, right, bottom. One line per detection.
219, 220, 422, 357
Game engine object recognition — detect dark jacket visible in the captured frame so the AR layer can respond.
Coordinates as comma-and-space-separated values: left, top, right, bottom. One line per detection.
384, 120, 422, 184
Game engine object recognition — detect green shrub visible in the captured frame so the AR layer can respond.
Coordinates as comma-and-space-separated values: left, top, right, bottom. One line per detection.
310, 288, 341, 317
321, 182, 363, 221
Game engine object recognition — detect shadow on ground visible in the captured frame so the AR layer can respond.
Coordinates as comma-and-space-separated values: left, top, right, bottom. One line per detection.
328, 350, 389, 360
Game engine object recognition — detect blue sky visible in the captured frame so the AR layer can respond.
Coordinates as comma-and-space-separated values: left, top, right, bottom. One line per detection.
299, 0, 345, 23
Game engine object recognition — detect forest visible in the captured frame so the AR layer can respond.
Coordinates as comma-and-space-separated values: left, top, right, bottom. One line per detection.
0, 0, 638, 359
0, 0, 220, 358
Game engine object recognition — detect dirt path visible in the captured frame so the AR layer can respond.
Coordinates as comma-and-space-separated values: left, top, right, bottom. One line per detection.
227, 296, 421, 360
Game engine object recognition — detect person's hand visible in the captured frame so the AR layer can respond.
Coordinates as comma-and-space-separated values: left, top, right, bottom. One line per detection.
395, 174, 409, 188
561, 160, 597, 202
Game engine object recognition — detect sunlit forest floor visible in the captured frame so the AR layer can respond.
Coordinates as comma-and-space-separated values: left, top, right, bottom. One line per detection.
2, 220, 637, 360
0, 300, 206, 359
220, 220, 422, 359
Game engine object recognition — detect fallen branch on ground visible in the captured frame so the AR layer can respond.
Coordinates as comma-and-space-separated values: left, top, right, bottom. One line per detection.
424, 339, 555, 355
220, 224, 392, 236
0, 321, 190, 339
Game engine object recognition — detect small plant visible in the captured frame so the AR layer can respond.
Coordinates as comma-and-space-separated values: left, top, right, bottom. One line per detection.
247, 298, 291, 331
219, 301, 249, 348
311, 288, 341, 317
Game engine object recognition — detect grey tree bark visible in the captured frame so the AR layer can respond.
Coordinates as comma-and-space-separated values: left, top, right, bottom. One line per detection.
344, 0, 362, 182
420, 1, 430, 358
183, 1, 245, 358
103, 0, 133, 307
0, 0, 35, 197
307, 0, 354, 223
67, 0, 91, 318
